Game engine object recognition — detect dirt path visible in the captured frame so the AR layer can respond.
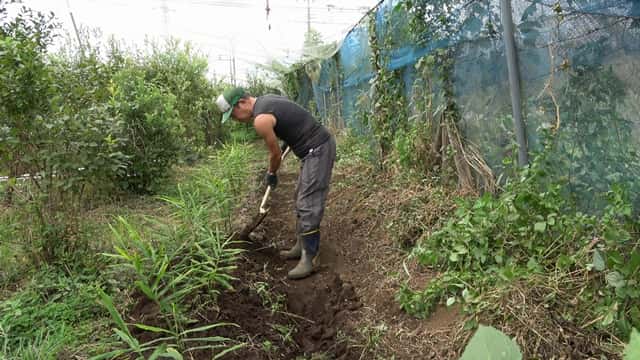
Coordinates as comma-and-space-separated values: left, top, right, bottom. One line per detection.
220, 156, 465, 359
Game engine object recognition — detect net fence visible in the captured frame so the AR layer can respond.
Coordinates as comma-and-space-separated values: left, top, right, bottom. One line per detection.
286, 0, 640, 210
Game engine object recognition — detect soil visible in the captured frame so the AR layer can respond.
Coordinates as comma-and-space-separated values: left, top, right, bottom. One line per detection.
124, 151, 622, 359
125, 154, 465, 359
210, 157, 464, 359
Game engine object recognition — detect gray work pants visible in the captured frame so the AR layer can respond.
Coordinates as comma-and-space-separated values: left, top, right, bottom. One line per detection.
295, 136, 336, 240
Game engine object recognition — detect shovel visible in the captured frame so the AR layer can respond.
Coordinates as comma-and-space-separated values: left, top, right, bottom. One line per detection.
237, 146, 291, 240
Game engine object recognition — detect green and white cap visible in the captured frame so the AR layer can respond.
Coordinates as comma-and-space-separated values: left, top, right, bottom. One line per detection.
216, 87, 246, 123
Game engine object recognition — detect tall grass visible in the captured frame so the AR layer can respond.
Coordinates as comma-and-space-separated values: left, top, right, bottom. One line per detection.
0, 267, 107, 359
95, 143, 258, 359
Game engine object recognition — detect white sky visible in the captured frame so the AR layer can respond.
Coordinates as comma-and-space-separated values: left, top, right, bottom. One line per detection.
18, 0, 379, 83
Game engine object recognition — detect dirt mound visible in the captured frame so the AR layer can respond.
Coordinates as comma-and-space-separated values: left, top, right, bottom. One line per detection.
208, 238, 361, 359
284, 266, 361, 356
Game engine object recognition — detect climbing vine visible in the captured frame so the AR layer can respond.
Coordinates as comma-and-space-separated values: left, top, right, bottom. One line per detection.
367, 12, 408, 163
374, 0, 496, 192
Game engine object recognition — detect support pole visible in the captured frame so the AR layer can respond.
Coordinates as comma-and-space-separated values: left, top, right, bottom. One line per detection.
65, 0, 83, 56
501, 0, 528, 166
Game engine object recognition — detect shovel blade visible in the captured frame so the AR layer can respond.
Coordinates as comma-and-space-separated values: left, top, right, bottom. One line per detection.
237, 210, 269, 241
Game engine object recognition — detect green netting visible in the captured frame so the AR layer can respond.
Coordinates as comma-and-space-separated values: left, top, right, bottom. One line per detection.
290, 0, 640, 210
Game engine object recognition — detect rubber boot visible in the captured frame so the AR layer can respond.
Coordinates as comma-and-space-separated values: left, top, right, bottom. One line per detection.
287, 232, 319, 280
279, 236, 301, 260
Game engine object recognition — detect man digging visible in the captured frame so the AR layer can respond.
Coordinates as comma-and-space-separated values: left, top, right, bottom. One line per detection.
216, 87, 336, 280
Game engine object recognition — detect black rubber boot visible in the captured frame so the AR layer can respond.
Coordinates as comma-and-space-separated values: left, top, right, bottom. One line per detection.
287, 232, 319, 280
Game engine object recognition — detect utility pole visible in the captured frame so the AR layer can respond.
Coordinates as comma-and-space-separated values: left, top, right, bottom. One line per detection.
231, 43, 238, 86
65, 0, 83, 56
217, 54, 235, 85
265, 0, 271, 30
152, 0, 174, 38
160, 0, 170, 36
307, 0, 311, 34
232, 54, 237, 86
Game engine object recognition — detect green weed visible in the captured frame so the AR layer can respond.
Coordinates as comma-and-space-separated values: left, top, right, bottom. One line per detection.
95, 144, 255, 358
93, 289, 244, 360
0, 267, 106, 358
270, 323, 296, 345
399, 147, 640, 341
252, 282, 286, 315
353, 323, 388, 360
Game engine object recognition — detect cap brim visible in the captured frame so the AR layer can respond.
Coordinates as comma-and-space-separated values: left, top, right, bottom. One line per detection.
221, 109, 233, 123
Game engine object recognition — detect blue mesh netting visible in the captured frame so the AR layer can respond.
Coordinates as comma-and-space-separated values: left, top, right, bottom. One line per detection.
289, 0, 640, 210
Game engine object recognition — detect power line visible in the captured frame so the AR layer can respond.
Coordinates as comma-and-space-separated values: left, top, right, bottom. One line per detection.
164, 0, 370, 12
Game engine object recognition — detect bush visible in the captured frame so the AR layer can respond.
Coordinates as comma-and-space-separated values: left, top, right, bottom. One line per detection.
109, 65, 182, 193
400, 145, 640, 342
0, 5, 128, 262
143, 39, 222, 150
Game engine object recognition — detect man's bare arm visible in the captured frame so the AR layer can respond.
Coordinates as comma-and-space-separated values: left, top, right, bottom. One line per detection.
254, 113, 281, 173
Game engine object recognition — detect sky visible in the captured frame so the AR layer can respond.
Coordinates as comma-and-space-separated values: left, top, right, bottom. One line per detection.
17, 0, 380, 83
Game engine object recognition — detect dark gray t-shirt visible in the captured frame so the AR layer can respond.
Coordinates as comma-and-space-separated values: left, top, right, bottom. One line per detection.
253, 95, 331, 158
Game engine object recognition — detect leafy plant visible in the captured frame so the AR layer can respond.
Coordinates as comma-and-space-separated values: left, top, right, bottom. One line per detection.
459, 325, 522, 360
0, 267, 105, 355
108, 65, 182, 193
143, 39, 222, 150
399, 142, 640, 348
96, 144, 254, 358
0, 3, 129, 263
94, 289, 244, 360
625, 328, 640, 360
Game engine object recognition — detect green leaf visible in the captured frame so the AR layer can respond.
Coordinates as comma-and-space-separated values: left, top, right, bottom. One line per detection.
601, 303, 618, 327
164, 348, 183, 360
624, 328, 640, 360
147, 344, 168, 360
181, 322, 238, 336
606, 271, 625, 289
212, 343, 246, 359
592, 250, 605, 271
533, 222, 546, 233
97, 288, 132, 337
114, 328, 140, 351
626, 251, 640, 276
460, 325, 522, 360
134, 323, 174, 335
453, 244, 468, 254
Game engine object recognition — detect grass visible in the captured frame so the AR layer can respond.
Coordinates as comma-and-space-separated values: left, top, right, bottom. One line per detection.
0, 265, 111, 359
394, 149, 638, 357
0, 142, 261, 359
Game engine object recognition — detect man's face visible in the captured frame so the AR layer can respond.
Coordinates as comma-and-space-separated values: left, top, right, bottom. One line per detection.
231, 98, 253, 123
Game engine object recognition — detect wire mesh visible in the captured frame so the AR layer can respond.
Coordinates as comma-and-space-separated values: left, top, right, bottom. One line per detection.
291, 0, 640, 209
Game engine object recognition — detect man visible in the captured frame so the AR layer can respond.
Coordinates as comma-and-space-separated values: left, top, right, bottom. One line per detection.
216, 87, 336, 280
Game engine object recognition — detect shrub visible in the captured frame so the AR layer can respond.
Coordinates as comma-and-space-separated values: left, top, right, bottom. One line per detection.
109, 65, 182, 193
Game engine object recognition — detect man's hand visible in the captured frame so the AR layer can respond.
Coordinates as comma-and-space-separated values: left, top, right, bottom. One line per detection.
265, 172, 278, 188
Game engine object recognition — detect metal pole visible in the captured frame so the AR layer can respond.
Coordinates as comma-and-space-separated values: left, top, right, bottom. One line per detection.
500, 0, 528, 166
307, 0, 311, 34
69, 11, 83, 54
65, 0, 83, 55
232, 54, 237, 86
